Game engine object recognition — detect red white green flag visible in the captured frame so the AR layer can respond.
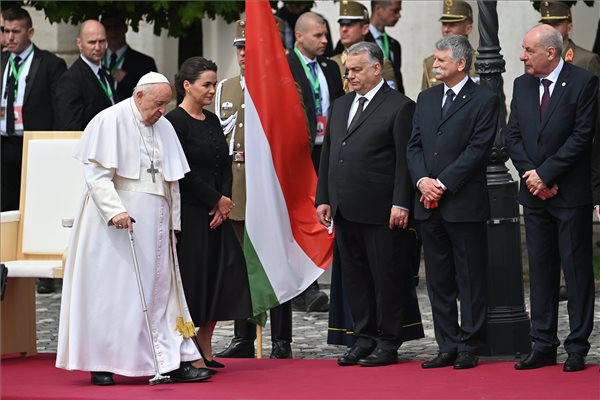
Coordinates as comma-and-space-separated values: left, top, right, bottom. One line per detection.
244, 0, 333, 318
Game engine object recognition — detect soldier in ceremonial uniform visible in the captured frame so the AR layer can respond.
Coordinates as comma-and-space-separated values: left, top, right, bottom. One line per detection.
214, 21, 293, 360
422, 0, 478, 91
538, 1, 600, 76
330, 1, 370, 92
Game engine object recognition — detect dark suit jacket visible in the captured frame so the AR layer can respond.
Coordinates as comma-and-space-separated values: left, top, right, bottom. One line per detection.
287, 51, 344, 147
365, 31, 404, 94
316, 82, 415, 225
590, 98, 600, 207
56, 57, 114, 131
506, 62, 598, 208
113, 47, 157, 101
407, 78, 499, 222
1, 45, 66, 130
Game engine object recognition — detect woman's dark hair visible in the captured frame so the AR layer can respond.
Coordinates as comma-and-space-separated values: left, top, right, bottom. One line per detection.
174, 56, 218, 102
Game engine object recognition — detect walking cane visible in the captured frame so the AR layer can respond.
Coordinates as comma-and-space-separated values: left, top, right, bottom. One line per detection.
127, 229, 172, 385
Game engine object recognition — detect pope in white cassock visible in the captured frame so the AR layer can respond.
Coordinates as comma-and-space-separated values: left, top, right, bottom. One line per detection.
56, 72, 212, 385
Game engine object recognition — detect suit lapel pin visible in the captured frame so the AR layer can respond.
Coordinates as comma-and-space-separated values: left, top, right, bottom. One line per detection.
561, 82, 566, 87
321, 62, 328, 68
462, 95, 466, 99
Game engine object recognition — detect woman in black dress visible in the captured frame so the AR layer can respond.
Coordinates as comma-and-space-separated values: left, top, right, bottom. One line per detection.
166, 57, 252, 368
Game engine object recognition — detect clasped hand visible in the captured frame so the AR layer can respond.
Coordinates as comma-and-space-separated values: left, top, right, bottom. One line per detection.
209, 196, 235, 229
523, 169, 558, 200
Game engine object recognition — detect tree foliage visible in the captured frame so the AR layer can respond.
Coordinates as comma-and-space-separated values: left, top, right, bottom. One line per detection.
1, 1, 245, 37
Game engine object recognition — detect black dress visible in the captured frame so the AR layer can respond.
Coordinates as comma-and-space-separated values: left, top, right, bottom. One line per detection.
165, 107, 252, 326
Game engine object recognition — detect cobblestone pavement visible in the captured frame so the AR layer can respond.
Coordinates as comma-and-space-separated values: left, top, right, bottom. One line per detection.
36, 281, 599, 364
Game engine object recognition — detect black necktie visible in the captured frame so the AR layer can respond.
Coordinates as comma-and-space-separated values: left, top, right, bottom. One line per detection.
348, 97, 368, 131
6, 55, 22, 135
108, 53, 117, 73
441, 89, 454, 117
97, 68, 108, 86
540, 78, 552, 121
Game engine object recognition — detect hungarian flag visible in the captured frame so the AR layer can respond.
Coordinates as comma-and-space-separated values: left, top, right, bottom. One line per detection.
244, 0, 334, 318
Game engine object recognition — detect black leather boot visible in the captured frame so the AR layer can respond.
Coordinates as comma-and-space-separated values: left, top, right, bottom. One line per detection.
215, 337, 255, 358
270, 340, 292, 359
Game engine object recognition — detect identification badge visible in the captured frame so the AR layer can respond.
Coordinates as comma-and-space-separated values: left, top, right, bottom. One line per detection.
0, 107, 4, 118
233, 151, 245, 163
315, 115, 327, 145
14, 105, 23, 130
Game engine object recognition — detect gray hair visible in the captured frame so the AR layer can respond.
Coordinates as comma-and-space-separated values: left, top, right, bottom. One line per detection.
133, 83, 157, 97
539, 25, 564, 54
346, 41, 383, 67
435, 35, 473, 72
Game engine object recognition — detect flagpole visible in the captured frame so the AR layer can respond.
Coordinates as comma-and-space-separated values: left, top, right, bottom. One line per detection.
256, 325, 263, 358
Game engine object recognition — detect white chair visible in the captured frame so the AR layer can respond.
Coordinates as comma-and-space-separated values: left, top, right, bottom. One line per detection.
1, 131, 83, 356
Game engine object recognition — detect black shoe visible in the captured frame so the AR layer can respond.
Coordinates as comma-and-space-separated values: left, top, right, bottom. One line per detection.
90, 371, 114, 386
454, 352, 478, 369
291, 297, 307, 312
515, 351, 557, 370
563, 353, 585, 372
197, 346, 225, 368
215, 338, 255, 358
270, 340, 292, 359
421, 352, 457, 369
357, 348, 398, 367
305, 290, 329, 313
169, 362, 212, 383
337, 343, 376, 366
558, 285, 568, 302
36, 278, 55, 294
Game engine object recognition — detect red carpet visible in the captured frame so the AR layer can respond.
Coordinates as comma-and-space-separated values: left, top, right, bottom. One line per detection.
1, 354, 598, 399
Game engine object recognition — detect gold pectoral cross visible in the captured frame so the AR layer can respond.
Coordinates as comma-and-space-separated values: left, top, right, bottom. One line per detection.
147, 161, 158, 183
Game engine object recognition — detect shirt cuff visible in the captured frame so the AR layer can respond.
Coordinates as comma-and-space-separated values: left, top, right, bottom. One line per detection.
436, 179, 447, 191
392, 205, 409, 211
416, 177, 427, 190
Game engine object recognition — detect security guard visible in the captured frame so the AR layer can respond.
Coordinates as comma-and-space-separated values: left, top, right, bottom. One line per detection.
538, 1, 600, 76
214, 20, 293, 360
421, 0, 478, 90
330, 1, 370, 92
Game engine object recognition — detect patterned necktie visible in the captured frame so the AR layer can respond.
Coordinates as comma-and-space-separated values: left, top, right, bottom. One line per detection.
441, 89, 455, 117
6, 55, 22, 135
348, 97, 368, 131
539, 78, 552, 121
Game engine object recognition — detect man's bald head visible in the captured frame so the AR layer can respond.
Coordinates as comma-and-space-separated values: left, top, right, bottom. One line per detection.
295, 12, 325, 35
294, 12, 328, 59
519, 24, 563, 77
77, 19, 107, 65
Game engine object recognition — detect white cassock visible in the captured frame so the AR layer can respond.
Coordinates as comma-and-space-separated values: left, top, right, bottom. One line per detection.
56, 98, 200, 376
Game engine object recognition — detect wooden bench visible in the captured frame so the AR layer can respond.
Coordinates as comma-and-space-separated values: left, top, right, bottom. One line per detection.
1, 131, 83, 356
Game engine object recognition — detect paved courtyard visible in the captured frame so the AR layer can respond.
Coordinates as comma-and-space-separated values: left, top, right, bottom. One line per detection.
36, 281, 600, 364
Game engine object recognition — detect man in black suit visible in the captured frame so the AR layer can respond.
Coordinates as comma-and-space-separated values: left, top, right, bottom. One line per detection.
366, 1, 404, 93
1, 8, 67, 212
288, 11, 344, 312
56, 20, 115, 131
101, 12, 158, 101
316, 41, 423, 367
594, 125, 600, 222
506, 24, 597, 372
1, 8, 67, 295
407, 35, 499, 370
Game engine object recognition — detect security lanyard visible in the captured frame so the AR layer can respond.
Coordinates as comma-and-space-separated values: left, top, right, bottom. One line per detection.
293, 47, 322, 115
7, 50, 34, 98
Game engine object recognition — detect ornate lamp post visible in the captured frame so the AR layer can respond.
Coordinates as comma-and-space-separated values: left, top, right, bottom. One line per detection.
475, 0, 531, 357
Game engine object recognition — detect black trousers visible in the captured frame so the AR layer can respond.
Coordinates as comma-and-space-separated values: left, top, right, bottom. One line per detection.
523, 205, 594, 355
420, 210, 487, 354
230, 220, 292, 342
1, 135, 23, 211
334, 212, 416, 351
